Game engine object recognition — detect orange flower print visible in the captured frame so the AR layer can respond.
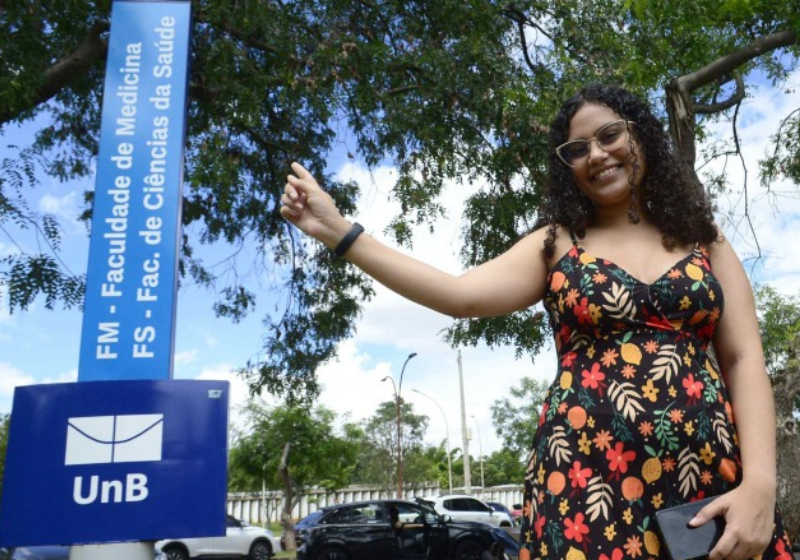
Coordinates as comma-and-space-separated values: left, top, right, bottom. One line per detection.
606, 442, 636, 475
667, 268, 683, 279
621, 364, 636, 379
683, 373, 703, 403
700, 470, 713, 485
601, 348, 619, 367
593, 429, 614, 451
568, 460, 593, 489
592, 271, 608, 284
624, 535, 643, 558
668, 409, 684, 423
644, 340, 659, 354
600, 548, 624, 560
565, 288, 580, 307
662, 457, 676, 472
638, 421, 654, 437
709, 307, 721, 323
582, 362, 607, 396
563, 512, 590, 543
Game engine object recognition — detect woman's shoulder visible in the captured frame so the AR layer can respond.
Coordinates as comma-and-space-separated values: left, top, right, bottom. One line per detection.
523, 223, 575, 267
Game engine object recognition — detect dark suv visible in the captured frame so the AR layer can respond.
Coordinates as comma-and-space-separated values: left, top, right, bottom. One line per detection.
295, 498, 518, 560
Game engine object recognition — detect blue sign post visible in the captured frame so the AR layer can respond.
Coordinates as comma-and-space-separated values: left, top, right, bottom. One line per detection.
79, 0, 192, 382
0, 0, 231, 553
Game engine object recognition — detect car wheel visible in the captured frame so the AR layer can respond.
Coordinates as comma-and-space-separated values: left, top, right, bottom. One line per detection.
249, 540, 272, 560
162, 546, 189, 560
454, 539, 487, 560
315, 546, 350, 560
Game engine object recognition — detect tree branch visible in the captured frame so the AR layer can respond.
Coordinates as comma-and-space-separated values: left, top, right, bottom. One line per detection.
666, 28, 799, 173
677, 29, 798, 93
693, 74, 745, 114
0, 20, 110, 126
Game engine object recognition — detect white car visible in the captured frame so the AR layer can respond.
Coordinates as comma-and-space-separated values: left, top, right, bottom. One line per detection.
156, 515, 279, 560
430, 495, 514, 527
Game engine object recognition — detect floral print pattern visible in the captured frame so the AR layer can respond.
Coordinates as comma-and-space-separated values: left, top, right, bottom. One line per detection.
519, 240, 790, 560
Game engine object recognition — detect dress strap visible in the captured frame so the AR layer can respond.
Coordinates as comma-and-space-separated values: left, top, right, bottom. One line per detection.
569, 229, 579, 246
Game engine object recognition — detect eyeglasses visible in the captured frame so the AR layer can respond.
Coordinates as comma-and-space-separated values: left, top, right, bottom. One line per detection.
556, 120, 636, 167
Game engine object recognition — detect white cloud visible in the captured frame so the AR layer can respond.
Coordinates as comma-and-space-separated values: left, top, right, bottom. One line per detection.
703, 73, 800, 294
38, 191, 82, 232
0, 364, 76, 413
174, 349, 198, 365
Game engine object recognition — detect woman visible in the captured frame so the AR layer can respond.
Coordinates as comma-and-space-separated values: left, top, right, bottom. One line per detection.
280, 84, 790, 560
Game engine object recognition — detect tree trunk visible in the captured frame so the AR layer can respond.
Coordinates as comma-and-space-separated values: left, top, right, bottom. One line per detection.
772, 335, 800, 542
278, 442, 298, 551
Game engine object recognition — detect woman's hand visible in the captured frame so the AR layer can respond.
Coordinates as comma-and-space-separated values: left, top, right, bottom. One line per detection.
691, 482, 775, 560
280, 162, 351, 247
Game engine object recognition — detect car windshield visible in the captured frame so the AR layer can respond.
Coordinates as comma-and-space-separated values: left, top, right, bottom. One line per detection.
297, 510, 324, 528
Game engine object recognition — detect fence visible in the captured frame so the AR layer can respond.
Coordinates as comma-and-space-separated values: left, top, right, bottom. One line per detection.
227, 483, 525, 525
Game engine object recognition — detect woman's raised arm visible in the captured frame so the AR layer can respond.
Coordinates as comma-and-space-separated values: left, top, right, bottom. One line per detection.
280, 162, 551, 318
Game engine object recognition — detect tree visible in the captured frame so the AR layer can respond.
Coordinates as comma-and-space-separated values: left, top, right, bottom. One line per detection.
482, 448, 526, 488
353, 400, 430, 493
490, 376, 549, 460
227, 402, 358, 549
755, 285, 800, 540
2, 2, 798, 404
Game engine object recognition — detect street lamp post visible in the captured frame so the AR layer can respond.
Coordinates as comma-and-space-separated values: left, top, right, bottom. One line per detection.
471, 415, 485, 498
382, 352, 417, 498
412, 388, 453, 494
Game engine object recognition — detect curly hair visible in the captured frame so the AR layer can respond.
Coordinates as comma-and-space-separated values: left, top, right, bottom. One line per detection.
535, 84, 718, 259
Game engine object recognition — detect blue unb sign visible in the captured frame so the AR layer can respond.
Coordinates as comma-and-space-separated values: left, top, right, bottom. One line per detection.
79, 0, 191, 381
0, 380, 229, 546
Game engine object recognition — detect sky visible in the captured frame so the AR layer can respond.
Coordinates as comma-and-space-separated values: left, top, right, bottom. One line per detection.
1, 70, 799, 469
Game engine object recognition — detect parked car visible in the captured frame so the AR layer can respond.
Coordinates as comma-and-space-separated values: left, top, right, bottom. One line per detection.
156, 514, 279, 560
295, 497, 519, 560
431, 495, 513, 527
485, 502, 521, 527
1, 546, 166, 559
281, 510, 325, 551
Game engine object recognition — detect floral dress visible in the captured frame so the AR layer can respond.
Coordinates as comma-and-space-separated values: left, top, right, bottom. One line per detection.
519, 235, 791, 560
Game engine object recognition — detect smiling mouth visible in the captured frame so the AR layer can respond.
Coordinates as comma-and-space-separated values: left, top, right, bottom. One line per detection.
593, 165, 621, 180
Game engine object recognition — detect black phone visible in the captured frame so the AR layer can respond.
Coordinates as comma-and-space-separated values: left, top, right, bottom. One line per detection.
654, 496, 725, 560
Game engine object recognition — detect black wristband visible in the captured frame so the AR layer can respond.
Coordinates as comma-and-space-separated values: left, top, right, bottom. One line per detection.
334, 222, 364, 257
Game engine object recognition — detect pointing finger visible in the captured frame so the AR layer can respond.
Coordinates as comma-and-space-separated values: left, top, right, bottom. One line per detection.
291, 161, 312, 179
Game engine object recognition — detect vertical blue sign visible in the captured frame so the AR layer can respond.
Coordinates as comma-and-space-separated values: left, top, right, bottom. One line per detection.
79, 1, 191, 381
